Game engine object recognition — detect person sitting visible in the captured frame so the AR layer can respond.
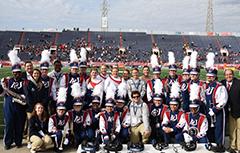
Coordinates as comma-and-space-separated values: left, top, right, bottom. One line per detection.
29, 103, 52, 153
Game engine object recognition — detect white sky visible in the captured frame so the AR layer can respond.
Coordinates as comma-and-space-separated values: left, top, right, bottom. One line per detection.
0, 0, 239, 32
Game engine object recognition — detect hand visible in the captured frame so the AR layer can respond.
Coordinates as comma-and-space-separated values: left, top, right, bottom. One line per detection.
144, 130, 151, 137
183, 133, 192, 143
52, 127, 57, 133
164, 127, 172, 133
208, 108, 214, 116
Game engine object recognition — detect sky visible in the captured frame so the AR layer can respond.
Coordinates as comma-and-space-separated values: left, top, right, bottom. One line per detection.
0, 0, 239, 33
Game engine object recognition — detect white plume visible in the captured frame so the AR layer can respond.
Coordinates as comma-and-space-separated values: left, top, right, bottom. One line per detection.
205, 52, 215, 69
106, 83, 117, 100
117, 82, 128, 98
170, 81, 180, 98
8, 49, 21, 66
80, 47, 87, 62
189, 83, 199, 101
150, 54, 159, 68
182, 56, 190, 69
40, 49, 51, 64
71, 82, 83, 98
168, 51, 175, 65
57, 87, 67, 103
70, 49, 79, 63
154, 79, 163, 95
190, 51, 198, 68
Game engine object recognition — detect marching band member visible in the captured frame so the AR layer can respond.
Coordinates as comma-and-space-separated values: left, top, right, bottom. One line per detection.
48, 88, 70, 152
0, 49, 28, 150
180, 55, 191, 112
97, 64, 109, 81
66, 49, 86, 110
39, 50, 54, 113
48, 59, 67, 114
205, 52, 228, 152
148, 79, 168, 148
164, 52, 182, 105
104, 66, 121, 92
29, 103, 52, 153
127, 68, 146, 102
79, 47, 89, 81
162, 81, 185, 146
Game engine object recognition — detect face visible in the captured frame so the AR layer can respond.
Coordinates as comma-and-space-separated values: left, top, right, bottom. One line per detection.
25, 63, 33, 73
143, 67, 149, 76
41, 69, 48, 77
206, 75, 215, 83
132, 70, 139, 78
153, 99, 161, 107
33, 70, 41, 81
224, 69, 234, 82
92, 102, 99, 110
170, 104, 178, 112
122, 70, 130, 80
106, 106, 113, 112
80, 67, 87, 74
190, 107, 198, 114
182, 74, 190, 81
57, 109, 65, 116
153, 73, 160, 79
73, 105, 82, 112
90, 70, 98, 79
111, 68, 118, 77
190, 74, 199, 81
169, 70, 177, 77
54, 62, 62, 72
70, 68, 78, 74
132, 94, 140, 103
116, 102, 125, 108
100, 65, 107, 75
35, 104, 44, 116
13, 71, 22, 79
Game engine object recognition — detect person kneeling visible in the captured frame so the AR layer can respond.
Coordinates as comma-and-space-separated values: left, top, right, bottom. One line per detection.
29, 103, 52, 153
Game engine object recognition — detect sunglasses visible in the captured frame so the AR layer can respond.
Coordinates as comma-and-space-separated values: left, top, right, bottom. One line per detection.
132, 96, 140, 99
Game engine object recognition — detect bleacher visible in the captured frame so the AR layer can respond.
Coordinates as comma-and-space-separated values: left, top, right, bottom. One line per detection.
0, 30, 239, 63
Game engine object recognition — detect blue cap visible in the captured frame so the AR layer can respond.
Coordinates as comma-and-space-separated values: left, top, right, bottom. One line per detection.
190, 67, 200, 75
56, 102, 66, 110
12, 64, 21, 72
153, 94, 163, 101
206, 68, 217, 77
40, 62, 49, 70
153, 66, 161, 74
105, 98, 115, 107
189, 100, 200, 108
79, 61, 87, 68
92, 95, 100, 103
182, 68, 190, 75
169, 98, 179, 105
116, 96, 125, 103
70, 62, 79, 69
169, 64, 177, 71
73, 98, 83, 106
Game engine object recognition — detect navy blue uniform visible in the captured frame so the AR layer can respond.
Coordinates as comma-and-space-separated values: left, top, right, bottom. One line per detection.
0, 77, 27, 147
181, 79, 190, 112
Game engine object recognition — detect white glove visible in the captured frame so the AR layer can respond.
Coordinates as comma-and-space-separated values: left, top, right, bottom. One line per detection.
38, 130, 45, 137
63, 138, 69, 145
208, 108, 214, 116
111, 134, 116, 140
183, 133, 193, 143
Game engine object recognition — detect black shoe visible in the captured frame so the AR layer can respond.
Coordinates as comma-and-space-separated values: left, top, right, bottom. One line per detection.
161, 143, 169, 149
16, 145, 23, 148
227, 148, 237, 153
211, 145, 225, 153
4, 145, 11, 150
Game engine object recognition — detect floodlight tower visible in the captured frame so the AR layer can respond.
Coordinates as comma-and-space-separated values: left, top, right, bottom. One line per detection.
101, 0, 109, 31
206, 0, 214, 32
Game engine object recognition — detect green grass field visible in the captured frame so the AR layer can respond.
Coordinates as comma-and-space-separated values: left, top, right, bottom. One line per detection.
0, 67, 239, 138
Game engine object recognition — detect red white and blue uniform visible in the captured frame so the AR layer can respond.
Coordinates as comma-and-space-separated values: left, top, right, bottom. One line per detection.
205, 81, 228, 145
162, 110, 185, 143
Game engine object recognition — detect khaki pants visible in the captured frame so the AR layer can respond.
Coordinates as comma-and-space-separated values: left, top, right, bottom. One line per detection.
130, 123, 150, 144
229, 114, 240, 150
30, 135, 52, 151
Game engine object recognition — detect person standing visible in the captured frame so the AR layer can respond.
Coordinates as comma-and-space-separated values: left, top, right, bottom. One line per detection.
221, 69, 240, 153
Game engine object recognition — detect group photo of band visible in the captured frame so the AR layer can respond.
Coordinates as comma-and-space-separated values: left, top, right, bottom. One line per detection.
0, 47, 239, 153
